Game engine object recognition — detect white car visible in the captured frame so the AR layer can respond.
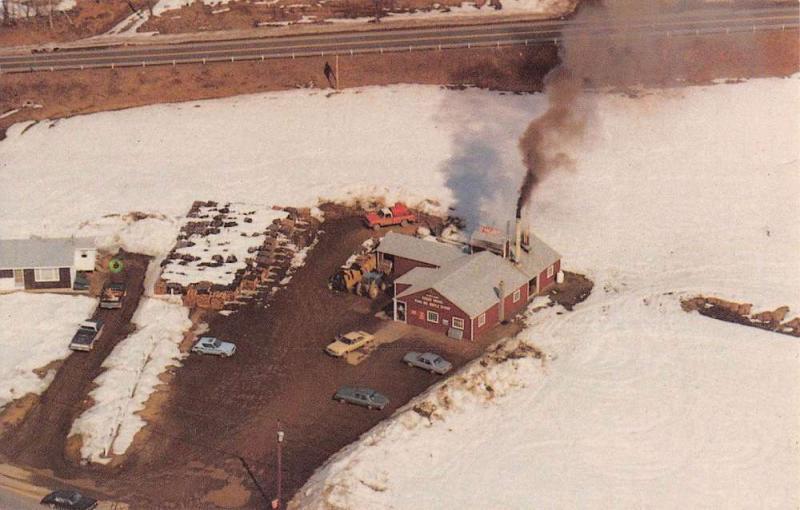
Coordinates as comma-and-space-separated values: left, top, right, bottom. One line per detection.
191, 336, 236, 357
403, 352, 452, 375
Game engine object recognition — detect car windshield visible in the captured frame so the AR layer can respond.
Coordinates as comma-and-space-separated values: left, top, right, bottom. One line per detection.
340, 336, 356, 345
212, 340, 221, 347
432, 357, 444, 364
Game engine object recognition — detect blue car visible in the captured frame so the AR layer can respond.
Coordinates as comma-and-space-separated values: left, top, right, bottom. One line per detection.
40, 490, 97, 510
191, 336, 236, 357
333, 386, 388, 410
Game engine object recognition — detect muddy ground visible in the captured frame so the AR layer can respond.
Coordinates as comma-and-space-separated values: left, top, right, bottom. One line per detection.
0, 252, 149, 473
0, 210, 533, 509
2, 29, 798, 140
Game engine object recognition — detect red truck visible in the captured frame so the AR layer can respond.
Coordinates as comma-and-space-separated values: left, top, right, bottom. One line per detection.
363, 202, 417, 230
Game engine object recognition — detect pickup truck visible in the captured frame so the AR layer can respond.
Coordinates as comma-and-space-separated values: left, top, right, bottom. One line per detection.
363, 202, 417, 230
100, 282, 126, 309
69, 320, 104, 352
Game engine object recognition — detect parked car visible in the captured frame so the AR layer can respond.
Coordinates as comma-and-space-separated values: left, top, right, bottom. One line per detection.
191, 336, 236, 357
325, 330, 375, 357
403, 351, 453, 375
69, 320, 104, 352
99, 282, 126, 309
40, 489, 97, 510
333, 386, 388, 410
72, 271, 90, 292
363, 202, 417, 230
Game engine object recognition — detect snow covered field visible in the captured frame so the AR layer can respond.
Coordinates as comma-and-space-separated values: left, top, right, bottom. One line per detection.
1, 72, 797, 502
0, 293, 97, 410
69, 297, 191, 463
0, 85, 533, 252
290, 76, 800, 508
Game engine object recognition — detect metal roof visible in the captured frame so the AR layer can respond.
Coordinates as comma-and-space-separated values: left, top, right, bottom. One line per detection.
0, 237, 95, 270
516, 234, 561, 278
396, 251, 530, 318
377, 232, 466, 267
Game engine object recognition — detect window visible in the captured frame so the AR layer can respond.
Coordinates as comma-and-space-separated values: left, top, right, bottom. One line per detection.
426, 310, 439, 323
513, 289, 521, 303
547, 265, 555, 278
34, 268, 59, 282
451, 317, 465, 330
478, 313, 486, 327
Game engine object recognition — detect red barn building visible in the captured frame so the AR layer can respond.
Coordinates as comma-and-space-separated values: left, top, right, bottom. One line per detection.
393, 251, 530, 341
386, 226, 561, 341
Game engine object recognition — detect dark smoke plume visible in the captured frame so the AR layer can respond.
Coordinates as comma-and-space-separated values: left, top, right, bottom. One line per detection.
516, 0, 712, 214
516, 66, 585, 217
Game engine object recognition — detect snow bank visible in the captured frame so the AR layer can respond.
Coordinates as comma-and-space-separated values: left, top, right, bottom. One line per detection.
69, 297, 191, 464
0, 85, 536, 260
0, 293, 97, 409
292, 75, 800, 509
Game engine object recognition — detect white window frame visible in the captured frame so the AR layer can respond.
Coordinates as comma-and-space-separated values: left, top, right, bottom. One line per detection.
513, 289, 521, 303
547, 265, 555, 278
451, 317, 465, 330
426, 310, 439, 324
34, 267, 60, 282
478, 313, 486, 327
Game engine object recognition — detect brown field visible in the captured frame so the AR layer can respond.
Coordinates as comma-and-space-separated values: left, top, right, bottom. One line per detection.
140, 0, 571, 34
1, 29, 797, 140
0, 0, 133, 47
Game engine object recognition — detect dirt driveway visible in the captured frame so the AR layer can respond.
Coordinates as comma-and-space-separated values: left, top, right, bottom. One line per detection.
0, 214, 517, 509
0, 252, 150, 473
47, 212, 507, 509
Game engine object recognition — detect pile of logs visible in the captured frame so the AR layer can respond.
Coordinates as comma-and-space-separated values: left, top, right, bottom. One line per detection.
154, 202, 320, 310
681, 295, 799, 337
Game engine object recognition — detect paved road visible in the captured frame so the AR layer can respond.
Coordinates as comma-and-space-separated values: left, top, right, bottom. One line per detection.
0, 488, 40, 510
0, 5, 796, 73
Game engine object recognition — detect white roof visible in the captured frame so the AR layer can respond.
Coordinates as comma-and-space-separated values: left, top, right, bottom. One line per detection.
378, 232, 465, 267
0, 237, 94, 270
516, 234, 561, 278
396, 251, 529, 318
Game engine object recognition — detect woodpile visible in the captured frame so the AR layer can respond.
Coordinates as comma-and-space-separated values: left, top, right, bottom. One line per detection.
681, 295, 799, 337
155, 202, 320, 310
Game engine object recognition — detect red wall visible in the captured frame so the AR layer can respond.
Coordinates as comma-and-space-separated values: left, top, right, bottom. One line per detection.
398, 281, 529, 341
390, 255, 437, 279
472, 282, 529, 340
537, 260, 561, 294
399, 289, 474, 340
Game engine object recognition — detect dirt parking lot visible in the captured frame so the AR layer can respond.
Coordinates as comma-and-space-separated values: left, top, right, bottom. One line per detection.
0, 209, 522, 509
100, 209, 522, 509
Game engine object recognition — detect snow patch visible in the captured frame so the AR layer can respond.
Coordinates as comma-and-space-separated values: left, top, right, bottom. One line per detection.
69, 297, 191, 464
0, 293, 97, 410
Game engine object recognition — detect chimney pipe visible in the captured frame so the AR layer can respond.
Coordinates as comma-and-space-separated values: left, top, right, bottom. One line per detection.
498, 280, 505, 322
514, 216, 522, 263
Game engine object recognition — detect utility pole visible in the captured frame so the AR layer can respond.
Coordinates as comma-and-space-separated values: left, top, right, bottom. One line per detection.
272, 421, 284, 509
335, 54, 340, 90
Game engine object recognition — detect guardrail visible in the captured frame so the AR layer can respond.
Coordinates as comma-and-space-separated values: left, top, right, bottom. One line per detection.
0, 21, 796, 74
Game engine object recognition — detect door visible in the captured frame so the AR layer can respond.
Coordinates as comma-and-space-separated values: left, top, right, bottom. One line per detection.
396, 301, 407, 323
13, 270, 24, 288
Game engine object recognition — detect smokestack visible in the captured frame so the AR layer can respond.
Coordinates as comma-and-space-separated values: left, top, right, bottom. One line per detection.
514, 213, 522, 263
498, 280, 506, 322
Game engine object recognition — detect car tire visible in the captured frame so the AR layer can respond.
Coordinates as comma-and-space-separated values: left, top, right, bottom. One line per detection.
367, 405, 373, 410
401, 220, 408, 227
407, 362, 414, 367
372, 224, 380, 231
338, 398, 346, 404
